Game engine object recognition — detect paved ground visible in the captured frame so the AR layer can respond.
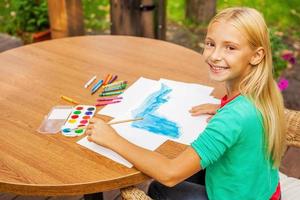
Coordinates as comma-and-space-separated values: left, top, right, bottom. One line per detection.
0, 33, 23, 52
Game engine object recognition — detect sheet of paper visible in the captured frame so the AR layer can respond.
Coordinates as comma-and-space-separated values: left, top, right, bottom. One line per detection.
106, 79, 219, 145
48, 108, 72, 119
157, 79, 220, 144
77, 137, 133, 168
77, 128, 167, 168
110, 122, 168, 150
159, 78, 214, 96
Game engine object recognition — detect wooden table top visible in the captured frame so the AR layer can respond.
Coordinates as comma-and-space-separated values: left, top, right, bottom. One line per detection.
0, 36, 224, 196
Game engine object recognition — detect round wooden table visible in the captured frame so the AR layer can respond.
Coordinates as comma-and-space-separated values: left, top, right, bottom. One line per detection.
0, 36, 223, 196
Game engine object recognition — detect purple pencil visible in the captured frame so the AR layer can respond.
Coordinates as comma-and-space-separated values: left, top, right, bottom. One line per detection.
108, 75, 118, 84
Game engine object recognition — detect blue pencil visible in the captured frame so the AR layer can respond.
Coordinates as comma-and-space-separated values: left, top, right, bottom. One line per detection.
91, 80, 103, 94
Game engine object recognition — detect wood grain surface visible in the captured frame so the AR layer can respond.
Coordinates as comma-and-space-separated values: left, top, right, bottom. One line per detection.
0, 36, 224, 196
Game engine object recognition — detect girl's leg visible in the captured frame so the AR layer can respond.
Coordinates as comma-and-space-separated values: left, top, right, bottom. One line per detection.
148, 181, 208, 200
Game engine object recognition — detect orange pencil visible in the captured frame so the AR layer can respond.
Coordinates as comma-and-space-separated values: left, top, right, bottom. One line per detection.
103, 74, 112, 85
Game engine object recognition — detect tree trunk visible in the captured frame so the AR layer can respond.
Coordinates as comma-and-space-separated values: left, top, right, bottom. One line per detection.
47, 0, 84, 39
110, 0, 166, 40
185, 0, 216, 24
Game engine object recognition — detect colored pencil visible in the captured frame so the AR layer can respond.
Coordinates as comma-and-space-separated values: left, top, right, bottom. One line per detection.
108, 117, 144, 125
103, 74, 112, 85
84, 75, 97, 88
108, 75, 118, 84
103, 80, 126, 88
103, 83, 127, 92
91, 80, 103, 94
61, 95, 79, 104
97, 97, 123, 101
99, 91, 123, 97
95, 100, 121, 106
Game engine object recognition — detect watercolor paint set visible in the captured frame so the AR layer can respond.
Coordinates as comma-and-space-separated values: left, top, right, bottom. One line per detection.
37, 106, 73, 134
61, 105, 96, 137
37, 105, 96, 137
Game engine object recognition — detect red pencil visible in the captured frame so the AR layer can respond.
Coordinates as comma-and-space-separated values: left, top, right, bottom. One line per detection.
95, 100, 121, 106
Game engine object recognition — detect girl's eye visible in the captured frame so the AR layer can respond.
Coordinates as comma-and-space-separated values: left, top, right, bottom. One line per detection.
226, 46, 236, 50
205, 41, 214, 48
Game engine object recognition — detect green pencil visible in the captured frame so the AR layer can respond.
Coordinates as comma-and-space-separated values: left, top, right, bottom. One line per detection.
103, 83, 127, 92
99, 91, 123, 96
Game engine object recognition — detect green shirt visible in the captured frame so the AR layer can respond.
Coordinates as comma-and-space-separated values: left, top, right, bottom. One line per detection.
191, 95, 278, 200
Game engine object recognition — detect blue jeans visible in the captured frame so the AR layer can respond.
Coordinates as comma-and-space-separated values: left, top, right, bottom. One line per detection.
148, 181, 208, 200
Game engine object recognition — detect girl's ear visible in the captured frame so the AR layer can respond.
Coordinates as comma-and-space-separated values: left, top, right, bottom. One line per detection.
250, 47, 265, 66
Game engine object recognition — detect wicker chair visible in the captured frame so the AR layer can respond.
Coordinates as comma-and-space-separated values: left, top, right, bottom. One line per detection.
285, 109, 300, 148
120, 108, 300, 200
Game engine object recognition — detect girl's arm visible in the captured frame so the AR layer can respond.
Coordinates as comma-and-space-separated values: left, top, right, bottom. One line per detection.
87, 119, 201, 187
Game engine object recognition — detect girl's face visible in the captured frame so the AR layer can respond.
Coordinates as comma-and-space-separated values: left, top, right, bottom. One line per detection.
203, 20, 255, 89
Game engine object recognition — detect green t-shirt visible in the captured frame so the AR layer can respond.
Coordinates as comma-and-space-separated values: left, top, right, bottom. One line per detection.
191, 95, 278, 200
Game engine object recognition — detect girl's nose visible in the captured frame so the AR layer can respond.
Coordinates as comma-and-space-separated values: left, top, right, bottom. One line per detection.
209, 48, 222, 62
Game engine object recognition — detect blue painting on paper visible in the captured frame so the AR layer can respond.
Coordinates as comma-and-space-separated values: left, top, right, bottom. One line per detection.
131, 83, 181, 138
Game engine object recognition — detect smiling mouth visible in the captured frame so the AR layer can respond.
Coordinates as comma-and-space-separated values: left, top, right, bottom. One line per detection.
208, 63, 230, 72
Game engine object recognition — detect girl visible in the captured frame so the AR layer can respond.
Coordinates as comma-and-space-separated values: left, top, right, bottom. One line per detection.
87, 7, 286, 200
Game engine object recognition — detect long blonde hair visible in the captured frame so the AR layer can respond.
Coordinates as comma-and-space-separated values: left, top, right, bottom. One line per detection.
209, 7, 286, 167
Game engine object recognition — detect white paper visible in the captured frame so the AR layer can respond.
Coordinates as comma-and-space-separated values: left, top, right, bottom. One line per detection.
159, 78, 214, 96
110, 122, 167, 150
77, 137, 133, 168
109, 79, 220, 145
77, 129, 167, 168
156, 79, 220, 144
48, 108, 72, 119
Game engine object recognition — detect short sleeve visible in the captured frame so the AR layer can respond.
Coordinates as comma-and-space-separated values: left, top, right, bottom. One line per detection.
191, 109, 243, 169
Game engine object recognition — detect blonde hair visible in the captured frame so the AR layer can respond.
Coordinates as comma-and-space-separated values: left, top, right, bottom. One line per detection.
209, 7, 286, 167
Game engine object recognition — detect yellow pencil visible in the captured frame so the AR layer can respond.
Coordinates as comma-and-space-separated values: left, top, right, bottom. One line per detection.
107, 117, 144, 125
61, 95, 79, 104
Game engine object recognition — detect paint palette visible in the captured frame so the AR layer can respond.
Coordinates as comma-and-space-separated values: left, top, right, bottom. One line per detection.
61, 105, 96, 137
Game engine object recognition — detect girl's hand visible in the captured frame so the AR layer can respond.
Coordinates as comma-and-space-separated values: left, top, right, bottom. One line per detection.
189, 103, 220, 122
86, 118, 120, 148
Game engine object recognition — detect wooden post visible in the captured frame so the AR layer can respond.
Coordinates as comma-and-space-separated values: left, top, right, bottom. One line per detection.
185, 0, 216, 24
47, 0, 84, 39
156, 0, 166, 40
110, 0, 166, 40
